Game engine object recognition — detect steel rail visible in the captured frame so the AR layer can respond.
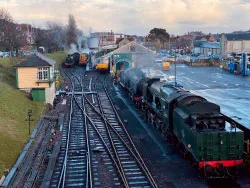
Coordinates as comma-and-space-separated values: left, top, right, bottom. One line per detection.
73, 94, 130, 188
62, 69, 93, 188
78, 74, 158, 188
81, 75, 93, 188
70, 69, 157, 188
102, 76, 158, 188
96, 89, 130, 188
58, 81, 74, 188
72, 71, 130, 188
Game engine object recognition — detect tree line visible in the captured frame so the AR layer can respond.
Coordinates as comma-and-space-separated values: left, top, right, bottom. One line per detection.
0, 8, 80, 56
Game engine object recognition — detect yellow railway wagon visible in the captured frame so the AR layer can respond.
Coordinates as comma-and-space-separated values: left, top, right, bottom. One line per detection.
162, 61, 170, 71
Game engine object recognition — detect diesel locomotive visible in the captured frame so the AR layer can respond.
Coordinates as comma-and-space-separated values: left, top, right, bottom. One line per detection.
120, 67, 244, 178
79, 53, 88, 66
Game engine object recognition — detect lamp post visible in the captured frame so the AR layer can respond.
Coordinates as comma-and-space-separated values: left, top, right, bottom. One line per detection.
175, 52, 177, 86
26, 110, 34, 136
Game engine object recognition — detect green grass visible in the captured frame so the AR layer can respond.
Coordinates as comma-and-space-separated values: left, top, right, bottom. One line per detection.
0, 57, 44, 176
45, 51, 67, 69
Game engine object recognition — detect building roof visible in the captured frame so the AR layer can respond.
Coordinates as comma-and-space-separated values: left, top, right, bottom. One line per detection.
112, 41, 156, 54
193, 41, 203, 47
201, 42, 220, 49
225, 32, 250, 41
194, 35, 209, 41
14, 55, 52, 67
193, 41, 220, 49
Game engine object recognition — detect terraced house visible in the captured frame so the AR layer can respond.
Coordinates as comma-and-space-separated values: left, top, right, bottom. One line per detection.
14, 53, 56, 104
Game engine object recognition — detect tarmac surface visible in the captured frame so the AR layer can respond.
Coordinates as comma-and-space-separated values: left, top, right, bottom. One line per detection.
165, 64, 250, 130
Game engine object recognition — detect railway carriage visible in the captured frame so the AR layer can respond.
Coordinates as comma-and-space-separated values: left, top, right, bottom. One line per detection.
119, 67, 245, 178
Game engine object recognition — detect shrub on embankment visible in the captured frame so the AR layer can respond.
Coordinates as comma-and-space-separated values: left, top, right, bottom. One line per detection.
0, 57, 44, 177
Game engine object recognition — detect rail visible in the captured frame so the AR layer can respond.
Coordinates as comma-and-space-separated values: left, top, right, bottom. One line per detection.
102, 76, 158, 188
79, 72, 158, 188
53, 68, 158, 187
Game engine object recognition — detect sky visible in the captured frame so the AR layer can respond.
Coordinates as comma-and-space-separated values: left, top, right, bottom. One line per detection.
1, 0, 250, 36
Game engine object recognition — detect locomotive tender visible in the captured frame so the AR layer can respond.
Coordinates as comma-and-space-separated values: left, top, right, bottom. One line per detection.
120, 67, 244, 177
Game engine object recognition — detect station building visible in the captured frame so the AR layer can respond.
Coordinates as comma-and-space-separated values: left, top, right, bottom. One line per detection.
14, 53, 56, 105
221, 32, 250, 58
112, 41, 156, 68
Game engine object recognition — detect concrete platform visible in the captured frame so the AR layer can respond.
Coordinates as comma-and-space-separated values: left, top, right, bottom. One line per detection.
165, 64, 250, 130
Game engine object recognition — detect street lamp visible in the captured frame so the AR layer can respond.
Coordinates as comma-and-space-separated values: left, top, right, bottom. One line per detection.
174, 52, 177, 86
26, 109, 34, 136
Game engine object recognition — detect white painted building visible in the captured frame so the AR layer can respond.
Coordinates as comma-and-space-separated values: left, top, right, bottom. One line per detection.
221, 32, 250, 57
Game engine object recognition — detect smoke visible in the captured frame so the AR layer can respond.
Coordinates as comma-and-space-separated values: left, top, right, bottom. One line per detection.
132, 49, 156, 68
66, 43, 79, 54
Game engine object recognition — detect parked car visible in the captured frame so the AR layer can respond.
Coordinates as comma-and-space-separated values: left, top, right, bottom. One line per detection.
2, 52, 10, 58
196, 54, 209, 60
0, 51, 3, 57
209, 55, 220, 59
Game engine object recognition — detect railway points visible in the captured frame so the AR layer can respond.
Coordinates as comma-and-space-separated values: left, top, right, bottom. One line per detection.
2, 64, 250, 188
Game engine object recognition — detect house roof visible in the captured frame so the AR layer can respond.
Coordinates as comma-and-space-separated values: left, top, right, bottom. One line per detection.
194, 35, 209, 41
201, 42, 220, 49
116, 37, 134, 44
193, 41, 203, 47
112, 41, 156, 54
14, 55, 52, 67
225, 32, 250, 41
193, 41, 220, 49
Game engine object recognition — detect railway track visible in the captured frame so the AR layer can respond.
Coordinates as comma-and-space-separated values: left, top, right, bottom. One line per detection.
50, 68, 157, 187
50, 71, 90, 187
5, 112, 56, 187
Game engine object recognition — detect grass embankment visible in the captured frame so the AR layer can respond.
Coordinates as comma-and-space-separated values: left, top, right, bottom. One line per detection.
45, 51, 67, 90
45, 51, 67, 69
0, 57, 44, 177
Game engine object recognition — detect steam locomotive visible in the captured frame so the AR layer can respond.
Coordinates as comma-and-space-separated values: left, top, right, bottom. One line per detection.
64, 52, 80, 67
119, 67, 244, 178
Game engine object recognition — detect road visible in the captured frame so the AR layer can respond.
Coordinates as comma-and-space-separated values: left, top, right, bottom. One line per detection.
165, 64, 250, 130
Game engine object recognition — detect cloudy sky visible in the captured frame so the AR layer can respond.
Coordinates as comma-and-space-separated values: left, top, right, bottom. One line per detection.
1, 0, 250, 36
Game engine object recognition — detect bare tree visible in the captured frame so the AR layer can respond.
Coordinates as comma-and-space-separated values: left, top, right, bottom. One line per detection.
0, 9, 26, 56
66, 14, 77, 47
32, 26, 46, 48
46, 21, 66, 49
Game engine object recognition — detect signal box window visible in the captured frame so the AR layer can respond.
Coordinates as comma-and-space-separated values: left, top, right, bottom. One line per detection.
38, 67, 48, 80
